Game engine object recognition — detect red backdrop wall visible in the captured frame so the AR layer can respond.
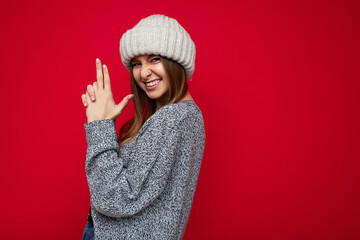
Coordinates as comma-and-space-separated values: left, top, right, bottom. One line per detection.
1, 0, 359, 239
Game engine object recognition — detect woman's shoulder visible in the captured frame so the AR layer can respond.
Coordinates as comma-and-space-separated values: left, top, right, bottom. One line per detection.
156, 100, 203, 124
139, 101, 204, 135
158, 100, 202, 115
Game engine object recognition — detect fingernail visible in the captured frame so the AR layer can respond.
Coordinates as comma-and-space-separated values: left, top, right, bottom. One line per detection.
96, 58, 100, 64
103, 64, 107, 70
84, 102, 87, 107
91, 96, 95, 101
128, 95, 134, 100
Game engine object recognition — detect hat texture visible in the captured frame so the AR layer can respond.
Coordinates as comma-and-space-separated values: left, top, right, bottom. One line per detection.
119, 14, 196, 80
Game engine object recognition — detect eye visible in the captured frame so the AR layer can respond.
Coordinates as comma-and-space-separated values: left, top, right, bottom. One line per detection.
131, 62, 140, 67
151, 57, 160, 62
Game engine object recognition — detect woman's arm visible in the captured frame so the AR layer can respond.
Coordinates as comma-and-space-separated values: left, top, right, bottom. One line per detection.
84, 115, 191, 218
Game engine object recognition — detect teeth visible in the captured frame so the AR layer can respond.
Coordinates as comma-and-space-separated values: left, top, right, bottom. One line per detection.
145, 80, 160, 87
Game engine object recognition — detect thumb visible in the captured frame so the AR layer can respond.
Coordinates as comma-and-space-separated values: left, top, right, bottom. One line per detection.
115, 94, 134, 115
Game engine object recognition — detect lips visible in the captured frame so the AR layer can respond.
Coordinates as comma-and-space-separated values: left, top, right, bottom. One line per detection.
145, 79, 161, 89
145, 79, 161, 87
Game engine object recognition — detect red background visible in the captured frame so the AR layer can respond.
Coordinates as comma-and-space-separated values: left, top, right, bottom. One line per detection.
1, 0, 359, 239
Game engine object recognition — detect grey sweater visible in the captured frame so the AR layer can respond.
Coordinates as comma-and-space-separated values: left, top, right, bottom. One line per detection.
84, 100, 206, 239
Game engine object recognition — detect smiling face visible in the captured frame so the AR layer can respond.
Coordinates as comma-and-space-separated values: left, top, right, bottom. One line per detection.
131, 54, 170, 108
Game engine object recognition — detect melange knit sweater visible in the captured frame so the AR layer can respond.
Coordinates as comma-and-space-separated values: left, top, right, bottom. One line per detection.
84, 100, 206, 240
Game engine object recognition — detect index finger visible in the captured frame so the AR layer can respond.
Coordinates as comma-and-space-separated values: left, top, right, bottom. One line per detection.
102, 64, 112, 93
96, 58, 104, 89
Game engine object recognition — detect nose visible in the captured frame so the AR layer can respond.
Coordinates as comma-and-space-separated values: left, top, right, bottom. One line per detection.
140, 64, 152, 80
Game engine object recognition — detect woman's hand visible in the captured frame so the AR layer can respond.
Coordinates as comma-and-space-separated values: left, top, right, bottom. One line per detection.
81, 58, 134, 123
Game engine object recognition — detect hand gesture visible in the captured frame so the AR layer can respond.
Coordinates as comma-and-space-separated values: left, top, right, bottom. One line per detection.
81, 58, 133, 123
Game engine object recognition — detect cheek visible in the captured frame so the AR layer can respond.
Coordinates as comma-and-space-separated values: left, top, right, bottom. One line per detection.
135, 80, 143, 89
156, 64, 165, 76
163, 74, 169, 84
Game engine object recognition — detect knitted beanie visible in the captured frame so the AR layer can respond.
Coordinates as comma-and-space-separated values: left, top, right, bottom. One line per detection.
119, 14, 196, 80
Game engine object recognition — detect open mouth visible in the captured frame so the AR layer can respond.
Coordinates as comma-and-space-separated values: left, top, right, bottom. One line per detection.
145, 79, 161, 89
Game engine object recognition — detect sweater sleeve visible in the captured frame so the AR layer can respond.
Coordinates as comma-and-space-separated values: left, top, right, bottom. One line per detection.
84, 115, 187, 218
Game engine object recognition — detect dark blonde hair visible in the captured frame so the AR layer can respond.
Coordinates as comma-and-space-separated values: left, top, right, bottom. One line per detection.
118, 56, 188, 148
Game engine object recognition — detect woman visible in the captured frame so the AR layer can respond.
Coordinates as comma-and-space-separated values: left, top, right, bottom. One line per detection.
81, 14, 205, 240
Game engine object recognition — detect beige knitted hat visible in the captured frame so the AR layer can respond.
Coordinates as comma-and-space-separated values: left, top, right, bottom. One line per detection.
119, 14, 196, 80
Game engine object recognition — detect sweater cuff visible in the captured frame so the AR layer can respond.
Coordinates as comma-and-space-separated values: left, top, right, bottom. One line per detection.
84, 119, 119, 147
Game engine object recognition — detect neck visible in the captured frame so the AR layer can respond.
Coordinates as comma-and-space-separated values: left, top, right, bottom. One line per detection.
156, 91, 193, 109
181, 91, 193, 101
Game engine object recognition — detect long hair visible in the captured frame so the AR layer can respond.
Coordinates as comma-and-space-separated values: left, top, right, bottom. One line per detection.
118, 55, 188, 148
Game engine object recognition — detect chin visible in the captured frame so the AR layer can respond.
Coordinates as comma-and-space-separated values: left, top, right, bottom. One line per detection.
145, 91, 162, 99
145, 93, 159, 100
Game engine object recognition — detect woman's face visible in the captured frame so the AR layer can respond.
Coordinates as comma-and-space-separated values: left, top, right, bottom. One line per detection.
131, 54, 169, 108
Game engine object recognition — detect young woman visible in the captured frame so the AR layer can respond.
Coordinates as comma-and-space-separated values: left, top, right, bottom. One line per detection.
80, 14, 205, 240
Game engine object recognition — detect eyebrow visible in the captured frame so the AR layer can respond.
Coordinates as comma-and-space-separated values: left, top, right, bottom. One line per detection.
131, 54, 158, 63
